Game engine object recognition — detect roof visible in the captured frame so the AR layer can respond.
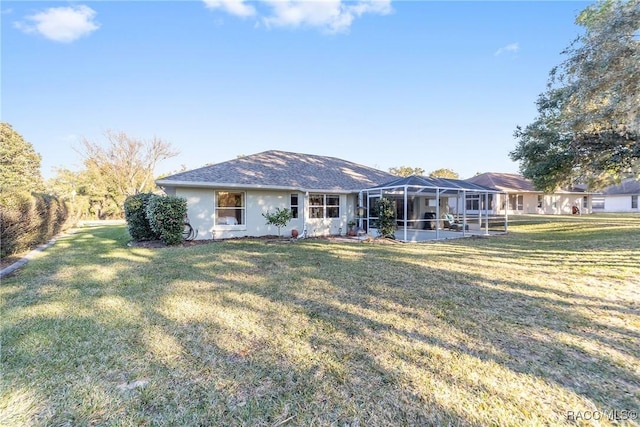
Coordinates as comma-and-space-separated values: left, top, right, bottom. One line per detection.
465, 173, 537, 192
465, 172, 590, 194
601, 179, 640, 195
156, 150, 396, 193
366, 175, 498, 194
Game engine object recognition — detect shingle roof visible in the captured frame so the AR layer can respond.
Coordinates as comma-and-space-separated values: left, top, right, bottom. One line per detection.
367, 175, 498, 194
601, 179, 640, 195
465, 173, 537, 192
466, 172, 592, 193
156, 150, 396, 192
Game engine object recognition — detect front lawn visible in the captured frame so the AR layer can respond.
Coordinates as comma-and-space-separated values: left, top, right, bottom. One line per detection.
1, 215, 639, 426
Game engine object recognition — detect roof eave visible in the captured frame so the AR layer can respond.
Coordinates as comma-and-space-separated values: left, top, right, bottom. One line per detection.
155, 180, 358, 194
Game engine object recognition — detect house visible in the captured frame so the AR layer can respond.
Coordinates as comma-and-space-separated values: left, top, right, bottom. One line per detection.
592, 179, 640, 213
155, 150, 395, 239
463, 173, 593, 215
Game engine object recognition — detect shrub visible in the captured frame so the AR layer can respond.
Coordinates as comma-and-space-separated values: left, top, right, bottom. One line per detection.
124, 193, 159, 241
376, 197, 397, 238
262, 208, 293, 237
145, 195, 187, 245
0, 191, 69, 258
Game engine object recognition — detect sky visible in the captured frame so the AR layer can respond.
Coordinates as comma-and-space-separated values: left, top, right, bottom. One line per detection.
2, 0, 593, 180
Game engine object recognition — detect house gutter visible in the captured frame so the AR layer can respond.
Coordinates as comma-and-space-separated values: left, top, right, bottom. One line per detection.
155, 180, 358, 195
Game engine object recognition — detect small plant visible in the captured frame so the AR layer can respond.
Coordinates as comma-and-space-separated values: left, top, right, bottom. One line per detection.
376, 197, 396, 238
262, 208, 293, 237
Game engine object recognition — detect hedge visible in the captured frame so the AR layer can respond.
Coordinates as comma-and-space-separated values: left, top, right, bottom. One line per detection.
145, 195, 187, 245
0, 191, 69, 258
124, 193, 159, 241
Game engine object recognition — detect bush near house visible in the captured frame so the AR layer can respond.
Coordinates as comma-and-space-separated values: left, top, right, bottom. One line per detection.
0, 191, 69, 258
376, 197, 397, 238
145, 195, 187, 245
123, 193, 160, 241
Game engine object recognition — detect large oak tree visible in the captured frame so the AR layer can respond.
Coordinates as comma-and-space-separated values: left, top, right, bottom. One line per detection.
511, 0, 639, 191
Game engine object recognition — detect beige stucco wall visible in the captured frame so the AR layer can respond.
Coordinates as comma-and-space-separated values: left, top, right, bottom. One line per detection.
599, 195, 639, 212
175, 187, 356, 240
446, 192, 592, 216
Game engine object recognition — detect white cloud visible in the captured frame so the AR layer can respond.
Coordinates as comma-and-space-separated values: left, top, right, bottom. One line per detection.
204, 0, 392, 33
14, 5, 99, 43
203, 0, 256, 18
494, 42, 520, 56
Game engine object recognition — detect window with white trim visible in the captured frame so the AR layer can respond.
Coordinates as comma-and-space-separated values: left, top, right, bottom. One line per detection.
466, 194, 493, 210
290, 194, 299, 219
215, 191, 245, 225
632, 195, 638, 209
309, 194, 340, 219
466, 195, 479, 211
509, 194, 524, 211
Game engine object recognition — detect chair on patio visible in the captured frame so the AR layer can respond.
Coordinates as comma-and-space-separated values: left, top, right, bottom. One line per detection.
442, 214, 467, 231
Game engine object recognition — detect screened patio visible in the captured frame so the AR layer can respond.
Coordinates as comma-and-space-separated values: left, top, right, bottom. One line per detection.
358, 175, 508, 242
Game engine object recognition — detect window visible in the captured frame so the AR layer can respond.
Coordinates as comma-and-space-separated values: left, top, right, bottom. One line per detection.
215, 191, 245, 225
583, 196, 588, 209
633, 195, 638, 209
290, 194, 299, 219
466, 195, 479, 210
509, 194, 524, 211
485, 194, 494, 210
309, 194, 340, 219
592, 197, 605, 210
466, 194, 493, 211
537, 195, 544, 209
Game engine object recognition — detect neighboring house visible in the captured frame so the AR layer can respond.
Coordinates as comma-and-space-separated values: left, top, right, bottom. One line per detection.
155, 150, 395, 239
592, 179, 640, 213
463, 173, 593, 215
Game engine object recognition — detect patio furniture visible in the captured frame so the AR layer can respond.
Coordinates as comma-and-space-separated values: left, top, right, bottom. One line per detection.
442, 214, 468, 231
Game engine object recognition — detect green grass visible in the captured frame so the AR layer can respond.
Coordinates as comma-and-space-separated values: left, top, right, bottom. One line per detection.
1, 215, 639, 426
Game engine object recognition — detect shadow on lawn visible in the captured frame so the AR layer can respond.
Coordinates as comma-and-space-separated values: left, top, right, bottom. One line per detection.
2, 223, 639, 425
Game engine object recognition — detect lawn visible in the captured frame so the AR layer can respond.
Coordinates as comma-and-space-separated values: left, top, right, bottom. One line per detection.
1, 215, 639, 426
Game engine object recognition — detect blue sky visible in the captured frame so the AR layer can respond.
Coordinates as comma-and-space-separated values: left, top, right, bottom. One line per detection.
2, 0, 591, 180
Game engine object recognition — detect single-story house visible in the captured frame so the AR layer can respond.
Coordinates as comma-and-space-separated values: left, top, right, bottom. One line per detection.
463, 173, 593, 215
156, 150, 395, 240
156, 150, 506, 242
592, 179, 640, 212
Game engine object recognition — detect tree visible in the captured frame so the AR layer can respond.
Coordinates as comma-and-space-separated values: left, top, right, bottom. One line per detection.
262, 208, 293, 237
77, 130, 178, 214
389, 166, 425, 177
428, 168, 459, 179
511, 0, 639, 191
0, 123, 44, 192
